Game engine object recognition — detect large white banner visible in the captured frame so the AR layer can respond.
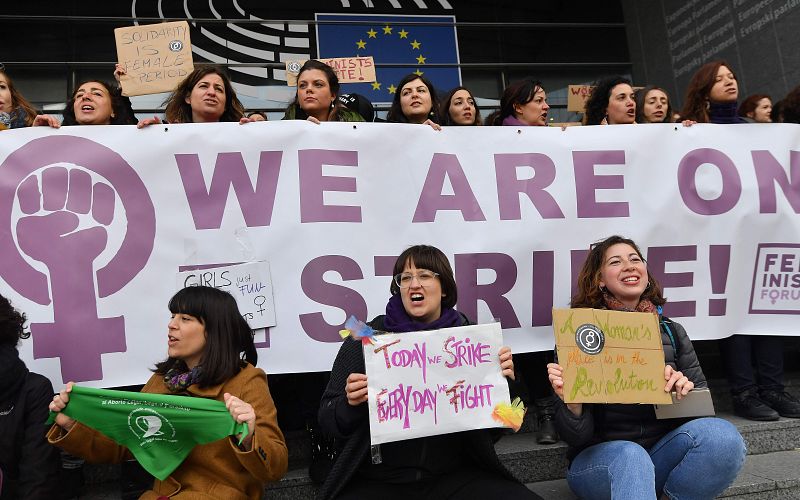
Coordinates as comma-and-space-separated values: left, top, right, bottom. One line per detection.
1, 121, 799, 387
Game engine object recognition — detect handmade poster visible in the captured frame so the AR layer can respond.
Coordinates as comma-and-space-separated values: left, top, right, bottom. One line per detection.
115, 21, 194, 96
358, 321, 518, 445
176, 261, 276, 330
567, 85, 594, 112
285, 56, 376, 86
553, 308, 671, 404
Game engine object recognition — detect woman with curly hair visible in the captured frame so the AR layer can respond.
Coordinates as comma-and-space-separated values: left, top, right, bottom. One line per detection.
548, 235, 746, 499
0, 294, 61, 499
32, 79, 137, 128
583, 76, 636, 125
137, 66, 245, 127
0, 68, 39, 128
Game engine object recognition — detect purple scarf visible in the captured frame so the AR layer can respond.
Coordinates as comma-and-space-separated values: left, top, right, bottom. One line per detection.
501, 115, 529, 127
382, 294, 462, 333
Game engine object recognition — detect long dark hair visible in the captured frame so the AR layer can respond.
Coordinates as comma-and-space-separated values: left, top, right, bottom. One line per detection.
390, 245, 457, 310
485, 78, 543, 126
285, 59, 348, 121
635, 85, 673, 124
0, 294, 28, 348
61, 80, 137, 126
571, 235, 665, 309
386, 73, 441, 124
440, 86, 481, 126
154, 286, 256, 387
583, 76, 632, 125
0, 69, 38, 127
680, 60, 736, 123
163, 66, 244, 123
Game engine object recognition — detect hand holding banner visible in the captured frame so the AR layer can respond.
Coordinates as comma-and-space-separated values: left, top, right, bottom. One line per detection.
362, 322, 519, 445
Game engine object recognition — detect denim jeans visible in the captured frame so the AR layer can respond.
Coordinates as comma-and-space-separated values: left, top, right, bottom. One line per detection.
566, 417, 746, 500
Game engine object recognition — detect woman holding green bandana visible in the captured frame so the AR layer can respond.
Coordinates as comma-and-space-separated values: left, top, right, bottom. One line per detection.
48, 286, 288, 499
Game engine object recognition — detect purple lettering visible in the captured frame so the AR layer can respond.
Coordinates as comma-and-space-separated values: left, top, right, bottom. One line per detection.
455, 253, 520, 328
176, 151, 282, 229
647, 246, 697, 317
751, 150, 800, 214
298, 149, 361, 223
678, 148, 741, 215
412, 153, 486, 222
494, 153, 565, 219
299, 255, 367, 342
573, 150, 629, 218
532, 251, 554, 326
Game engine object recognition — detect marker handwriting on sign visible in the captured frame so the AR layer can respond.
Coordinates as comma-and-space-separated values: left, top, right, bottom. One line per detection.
569, 366, 660, 400
374, 340, 428, 383
375, 384, 437, 429
443, 336, 491, 368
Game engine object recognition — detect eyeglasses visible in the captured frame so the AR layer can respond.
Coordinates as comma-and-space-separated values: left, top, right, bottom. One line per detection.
394, 270, 440, 288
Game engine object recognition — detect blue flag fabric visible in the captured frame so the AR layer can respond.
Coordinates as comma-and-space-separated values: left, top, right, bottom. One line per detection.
316, 13, 461, 103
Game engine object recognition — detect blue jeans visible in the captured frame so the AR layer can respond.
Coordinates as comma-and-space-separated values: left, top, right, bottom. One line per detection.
566, 417, 746, 500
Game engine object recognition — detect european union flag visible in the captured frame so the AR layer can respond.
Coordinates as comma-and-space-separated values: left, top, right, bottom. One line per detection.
315, 13, 461, 103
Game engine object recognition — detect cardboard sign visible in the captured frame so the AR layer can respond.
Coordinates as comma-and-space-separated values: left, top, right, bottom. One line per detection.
552, 308, 671, 405
176, 261, 276, 330
567, 85, 594, 112
363, 323, 512, 445
115, 21, 194, 96
285, 56, 376, 86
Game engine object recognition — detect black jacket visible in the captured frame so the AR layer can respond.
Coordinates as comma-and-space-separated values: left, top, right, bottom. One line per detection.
554, 317, 707, 462
0, 371, 61, 500
316, 314, 521, 500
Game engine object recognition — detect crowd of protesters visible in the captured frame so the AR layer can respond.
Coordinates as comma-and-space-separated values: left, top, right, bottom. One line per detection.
1, 57, 799, 500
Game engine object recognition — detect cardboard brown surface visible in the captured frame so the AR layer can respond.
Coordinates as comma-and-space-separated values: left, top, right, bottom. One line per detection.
115, 21, 194, 96
553, 308, 671, 404
285, 56, 376, 86
567, 85, 593, 113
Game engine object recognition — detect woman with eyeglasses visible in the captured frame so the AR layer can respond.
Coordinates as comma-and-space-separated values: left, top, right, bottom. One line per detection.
547, 235, 745, 500
317, 245, 541, 500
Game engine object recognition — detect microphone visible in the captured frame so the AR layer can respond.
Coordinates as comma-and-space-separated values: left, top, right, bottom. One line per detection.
0, 112, 11, 131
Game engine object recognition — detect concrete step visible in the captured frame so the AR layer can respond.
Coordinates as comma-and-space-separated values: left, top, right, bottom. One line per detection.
264, 410, 800, 498
527, 450, 800, 499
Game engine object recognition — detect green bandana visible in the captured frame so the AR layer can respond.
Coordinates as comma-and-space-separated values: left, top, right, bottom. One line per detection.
48, 385, 248, 480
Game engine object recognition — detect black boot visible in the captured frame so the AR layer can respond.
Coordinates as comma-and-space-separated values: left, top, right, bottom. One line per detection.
760, 389, 800, 418
732, 388, 780, 421
535, 396, 559, 444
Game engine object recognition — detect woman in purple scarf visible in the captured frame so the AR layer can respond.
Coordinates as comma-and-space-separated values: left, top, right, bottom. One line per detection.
485, 78, 550, 127
316, 245, 541, 500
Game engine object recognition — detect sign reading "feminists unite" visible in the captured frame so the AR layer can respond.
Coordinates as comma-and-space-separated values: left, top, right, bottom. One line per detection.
0, 121, 798, 387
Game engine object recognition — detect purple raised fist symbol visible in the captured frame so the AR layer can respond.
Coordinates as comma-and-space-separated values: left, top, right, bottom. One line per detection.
0, 136, 156, 382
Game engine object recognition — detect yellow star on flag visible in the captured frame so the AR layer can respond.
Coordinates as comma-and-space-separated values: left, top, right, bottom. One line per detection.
398, 29, 409, 39
356, 39, 366, 49
416, 55, 426, 64
367, 29, 377, 38
371, 81, 381, 90
414, 69, 424, 76
410, 40, 421, 49
383, 25, 393, 34
388, 84, 397, 94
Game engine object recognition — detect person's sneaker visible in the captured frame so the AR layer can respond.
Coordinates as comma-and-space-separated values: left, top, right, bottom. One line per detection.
732, 390, 780, 421
760, 390, 800, 418
536, 413, 559, 444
